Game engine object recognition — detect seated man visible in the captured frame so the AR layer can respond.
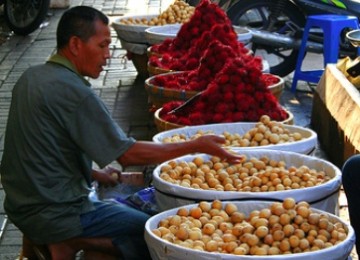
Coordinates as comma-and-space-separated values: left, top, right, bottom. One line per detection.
0, 6, 243, 260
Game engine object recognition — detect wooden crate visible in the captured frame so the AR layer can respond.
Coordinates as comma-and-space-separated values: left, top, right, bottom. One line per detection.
120, 172, 145, 186
311, 64, 360, 168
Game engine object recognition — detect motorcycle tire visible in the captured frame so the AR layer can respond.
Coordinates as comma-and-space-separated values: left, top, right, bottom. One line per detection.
227, 0, 306, 77
4, 0, 50, 36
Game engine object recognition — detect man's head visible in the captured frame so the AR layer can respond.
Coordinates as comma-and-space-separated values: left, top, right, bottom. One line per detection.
56, 6, 111, 78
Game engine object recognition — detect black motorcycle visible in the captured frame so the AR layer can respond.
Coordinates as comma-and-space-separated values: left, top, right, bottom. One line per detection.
226, 0, 360, 76
1, 0, 50, 35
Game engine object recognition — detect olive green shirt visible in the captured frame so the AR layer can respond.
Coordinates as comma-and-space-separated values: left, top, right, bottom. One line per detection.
0, 54, 135, 244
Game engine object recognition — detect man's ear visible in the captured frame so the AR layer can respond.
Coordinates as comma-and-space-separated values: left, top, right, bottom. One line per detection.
68, 36, 82, 56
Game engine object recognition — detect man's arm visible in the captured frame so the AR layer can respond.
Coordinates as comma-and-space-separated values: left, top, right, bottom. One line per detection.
117, 135, 244, 167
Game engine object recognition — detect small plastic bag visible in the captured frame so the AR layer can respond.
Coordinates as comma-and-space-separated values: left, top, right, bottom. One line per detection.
98, 183, 159, 215
120, 186, 159, 215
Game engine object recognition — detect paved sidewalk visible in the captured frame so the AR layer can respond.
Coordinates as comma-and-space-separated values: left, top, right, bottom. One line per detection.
0, 0, 354, 259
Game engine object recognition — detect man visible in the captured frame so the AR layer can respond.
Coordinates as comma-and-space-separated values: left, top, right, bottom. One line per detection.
0, 6, 243, 260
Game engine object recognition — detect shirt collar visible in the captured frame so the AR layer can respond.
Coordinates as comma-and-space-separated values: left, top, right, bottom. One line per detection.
47, 54, 91, 86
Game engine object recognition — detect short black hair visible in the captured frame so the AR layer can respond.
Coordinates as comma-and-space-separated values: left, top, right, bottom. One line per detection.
56, 6, 109, 50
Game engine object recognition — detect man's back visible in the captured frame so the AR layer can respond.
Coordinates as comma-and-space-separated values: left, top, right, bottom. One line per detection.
0, 60, 95, 243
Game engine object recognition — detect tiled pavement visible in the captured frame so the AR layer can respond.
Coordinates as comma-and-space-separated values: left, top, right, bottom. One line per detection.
0, 0, 355, 259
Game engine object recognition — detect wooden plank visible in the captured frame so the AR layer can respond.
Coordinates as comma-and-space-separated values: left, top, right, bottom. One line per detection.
316, 65, 360, 151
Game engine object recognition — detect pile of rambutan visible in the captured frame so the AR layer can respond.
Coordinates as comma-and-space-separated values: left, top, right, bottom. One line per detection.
158, 56, 287, 125
148, 0, 287, 125
149, 0, 235, 56
148, 23, 250, 71
149, 39, 257, 91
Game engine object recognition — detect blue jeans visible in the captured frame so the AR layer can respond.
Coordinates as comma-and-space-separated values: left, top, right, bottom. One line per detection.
80, 200, 151, 260
342, 154, 360, 256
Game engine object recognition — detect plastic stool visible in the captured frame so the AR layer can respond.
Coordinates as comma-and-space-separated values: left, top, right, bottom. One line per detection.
291, 14, 360, 92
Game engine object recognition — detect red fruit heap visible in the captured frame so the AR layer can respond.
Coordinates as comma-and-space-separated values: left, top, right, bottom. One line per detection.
150, 0, 235, 57
261, 73, 280, 85
160, 57, 288, 125
149, 23, 249, 71
151, 40, 242, 91
151, 71, 190, 91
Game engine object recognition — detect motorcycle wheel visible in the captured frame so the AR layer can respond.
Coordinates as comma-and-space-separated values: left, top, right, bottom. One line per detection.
227, 0, 306, 77
4, 0, 50, 36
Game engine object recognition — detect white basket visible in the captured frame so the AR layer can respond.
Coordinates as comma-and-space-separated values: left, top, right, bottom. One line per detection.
152, 122, 317, 155
233, 26, 253, 45
145, 24, 182, 45
145, 200, 355, 260
111, 14, 158, 44
153, 150, 341, 214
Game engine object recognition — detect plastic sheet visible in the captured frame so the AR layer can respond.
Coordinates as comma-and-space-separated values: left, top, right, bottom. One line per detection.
98, 184, 159, 215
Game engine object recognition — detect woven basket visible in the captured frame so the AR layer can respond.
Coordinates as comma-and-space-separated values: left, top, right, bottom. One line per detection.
147, 62, 174, 76
144, 72, 198, 108
154, 108, 185, 132
154, 107, 294, 132
266, 74, 285, 100
147, 46, 163, 58
147, 71, 286, 120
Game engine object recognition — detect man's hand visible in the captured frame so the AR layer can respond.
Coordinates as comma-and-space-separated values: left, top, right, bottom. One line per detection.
195, 135, 245, 164
92, 166, 121, 187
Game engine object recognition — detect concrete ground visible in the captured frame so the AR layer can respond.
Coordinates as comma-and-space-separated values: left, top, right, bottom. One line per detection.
0, 0, 356, 259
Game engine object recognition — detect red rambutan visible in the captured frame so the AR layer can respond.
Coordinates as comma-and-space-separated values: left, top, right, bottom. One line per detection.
215, 103, 229, 114
212, 113, 224, 123
177, 117, 192, 126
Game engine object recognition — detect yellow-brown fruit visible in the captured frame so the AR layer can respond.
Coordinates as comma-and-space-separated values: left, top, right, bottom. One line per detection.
189, 207, 202, 219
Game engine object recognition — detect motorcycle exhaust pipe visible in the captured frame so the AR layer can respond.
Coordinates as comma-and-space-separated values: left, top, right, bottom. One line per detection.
248, 28, 324, 53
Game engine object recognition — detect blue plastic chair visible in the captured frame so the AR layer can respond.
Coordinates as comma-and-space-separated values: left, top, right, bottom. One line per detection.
291, 14, 360, 92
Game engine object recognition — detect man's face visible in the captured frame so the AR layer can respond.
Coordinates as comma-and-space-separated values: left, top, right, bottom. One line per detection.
77, 19, 111, 78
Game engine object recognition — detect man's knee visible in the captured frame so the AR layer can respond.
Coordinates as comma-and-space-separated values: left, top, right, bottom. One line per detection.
343, 155, 360, 171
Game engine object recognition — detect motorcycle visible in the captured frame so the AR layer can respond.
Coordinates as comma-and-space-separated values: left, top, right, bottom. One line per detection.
188, 0, 360, 77
1, 0, 50, 36
226, 0, 360, 77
